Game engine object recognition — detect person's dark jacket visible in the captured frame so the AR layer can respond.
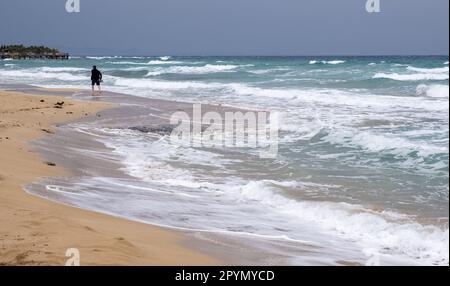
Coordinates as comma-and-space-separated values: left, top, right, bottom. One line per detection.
91, 69, 102, 81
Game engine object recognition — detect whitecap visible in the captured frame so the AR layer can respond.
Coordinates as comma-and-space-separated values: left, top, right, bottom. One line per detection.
114, 77, 222, 90
373, 72, 449, 81
235, 181, 449, 266
39, 67, 89, 72
86, 56, 121, 60
146, 60, 184, 65
416, 84, 449, 98
407, 66, 449, 73
322, 128, 448, 158
0, 69, 86, 81
145, 64, 238, 76
309, 60, 346, 65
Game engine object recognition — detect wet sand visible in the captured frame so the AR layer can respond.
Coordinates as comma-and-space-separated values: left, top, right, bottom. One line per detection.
0, 89, 219, 265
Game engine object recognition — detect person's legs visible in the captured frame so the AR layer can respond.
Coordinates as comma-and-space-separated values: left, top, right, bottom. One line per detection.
92, 80, 101, 95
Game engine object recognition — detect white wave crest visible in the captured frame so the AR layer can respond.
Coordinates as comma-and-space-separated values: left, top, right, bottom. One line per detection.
38, 67, 89, 72
374, 72, 449, 81
323, 128, 448, 159
0, 69, 86, 81
309, 60, 346, 65
147, 60, 183, 65
416, 84, 449, 98
107, 61, 142, 65
237, 181, 449, 266
374, 65, 449, 81
114, 78, 222, 90
145, 64, 238, 76
407, 66, 449, 73
227, 83, 449, 111
119, 66, 150, 72
86, 56, 122, 60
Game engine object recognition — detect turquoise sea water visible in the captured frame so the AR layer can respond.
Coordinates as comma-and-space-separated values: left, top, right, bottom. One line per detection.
1, 56, 449, 265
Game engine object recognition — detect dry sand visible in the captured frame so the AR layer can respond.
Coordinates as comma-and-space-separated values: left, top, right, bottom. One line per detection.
0, 90, 218, 265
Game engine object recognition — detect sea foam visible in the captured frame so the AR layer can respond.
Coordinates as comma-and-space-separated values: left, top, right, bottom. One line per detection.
374, 72, 449, 81
235, 180, 449, 266
309, 60, 346, 65
416, 84, 449, 98
84, 124, 449, 265
145, 64, 238, 76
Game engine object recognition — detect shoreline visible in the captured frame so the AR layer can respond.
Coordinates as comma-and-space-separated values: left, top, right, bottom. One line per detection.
0, 88, 220, 265
1, 82, 447, 266
19, 85, 299, 266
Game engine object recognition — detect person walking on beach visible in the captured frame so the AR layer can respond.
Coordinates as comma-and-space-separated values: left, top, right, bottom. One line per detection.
91, 65, 102, 95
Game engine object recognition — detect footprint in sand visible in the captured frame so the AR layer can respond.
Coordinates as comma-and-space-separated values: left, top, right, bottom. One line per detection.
115, 237, 134, 248
84, 226, 96, 232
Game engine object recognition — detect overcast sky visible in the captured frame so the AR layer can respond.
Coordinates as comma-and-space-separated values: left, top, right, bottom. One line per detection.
0, 0, 448, 55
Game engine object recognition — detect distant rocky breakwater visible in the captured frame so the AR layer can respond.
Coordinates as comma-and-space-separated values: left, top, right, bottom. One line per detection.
0, 45, 69, 60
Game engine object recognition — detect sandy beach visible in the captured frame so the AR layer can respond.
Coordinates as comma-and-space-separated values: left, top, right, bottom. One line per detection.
0, 89, 218, 265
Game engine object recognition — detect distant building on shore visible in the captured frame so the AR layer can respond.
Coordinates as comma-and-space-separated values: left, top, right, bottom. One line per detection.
0, 45, 69, 60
